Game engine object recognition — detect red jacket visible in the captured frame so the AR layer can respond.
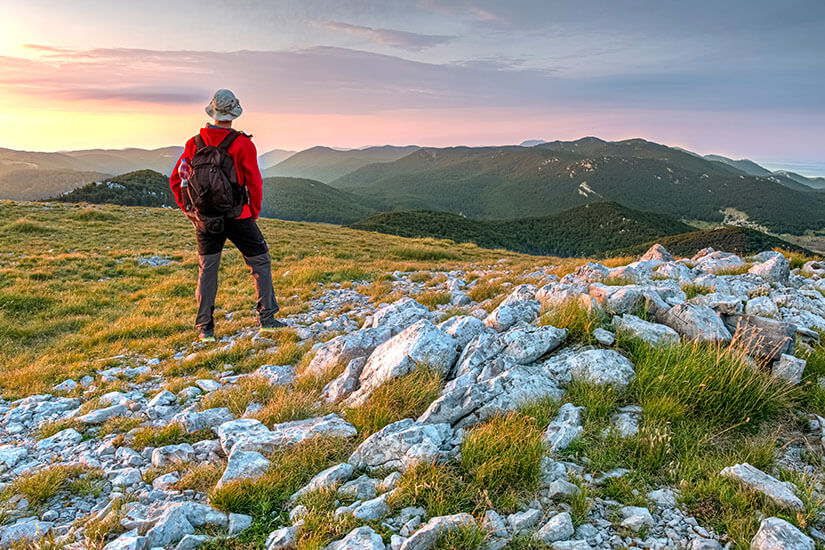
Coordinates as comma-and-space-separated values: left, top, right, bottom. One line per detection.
169, 126, 263, 219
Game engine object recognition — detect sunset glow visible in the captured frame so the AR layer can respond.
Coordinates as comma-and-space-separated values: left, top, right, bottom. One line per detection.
0, 1, 823, 172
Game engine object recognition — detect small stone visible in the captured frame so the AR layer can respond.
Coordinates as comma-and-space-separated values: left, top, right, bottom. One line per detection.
618, 506, 654, 532
593, 328, 615, 346
507, 508, 542, 533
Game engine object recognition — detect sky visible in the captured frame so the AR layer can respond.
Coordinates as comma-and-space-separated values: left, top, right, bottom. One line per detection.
0, 0, 823, 174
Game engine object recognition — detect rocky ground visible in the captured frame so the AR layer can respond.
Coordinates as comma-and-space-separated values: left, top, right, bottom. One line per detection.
0, 244, 824, 550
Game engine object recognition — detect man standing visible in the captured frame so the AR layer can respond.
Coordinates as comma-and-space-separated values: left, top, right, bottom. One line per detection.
169, 89, 284, 341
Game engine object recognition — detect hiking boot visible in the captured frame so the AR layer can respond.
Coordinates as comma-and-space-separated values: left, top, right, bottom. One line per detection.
259, 319, 287, 332
198, 328, 216, 342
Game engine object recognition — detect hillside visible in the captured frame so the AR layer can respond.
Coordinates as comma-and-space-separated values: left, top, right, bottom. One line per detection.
61, 146, 181, 175
54, 169, 176, 207
332, 138, 825, 234
258, 148, 296, 170
263, 145, 420, 182
260, 176, 379, 224
624, 226, 813, 257
0, 169, 108, 200
0, 200, 822, 550
351, 202, 696, 257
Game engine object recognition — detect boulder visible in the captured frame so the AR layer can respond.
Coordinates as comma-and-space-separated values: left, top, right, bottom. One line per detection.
772, 354, 806, 385
749, 255, 790, 284
660, 304, 732, 343
726, 314, 795, 362
346, 320, 457, 407
449, 332, 504, 379
351, 494, 390, 520
589, 284, 643, 315
484, 285, 541, 331
568, 349, 636, 390
35, 428, 82, 452
76, 404, 128, 424
612, 314, 679, 347
694, 251, 744, 274
640, 244, 674, 263
437, 315, 492, 348
543, 403, 584, 452
293, 463, 354, 499
151, 444, 196, 468
720, 463, 803, 510
175, 534, 210, 550
304, 326, 393, 378
499, 325, 567, 364
321, 357, 366, 403
618, 506, 654, 532
217, 418, 271, 455
255, 365, 295, 386
750, 517, 813, 550
607, 405, 642, 438
0, 518, 54, 548
329, 526, 386, 550
745, 296, 779, 318
338, 475, 379, 500
419, 353, 569, 427
221, 415, 356, 455
593, 328, 615, 346
265, 525, 299, 550
102, 531, 145, 550
349, 419, 460, 471
368, 297, 431, 331
144, 505, 194, 548
216, 450, 270, 488
533, 512, 574, 544
400, 513, 475, 550
172, 407, 234, 433
508, 508, 542, 533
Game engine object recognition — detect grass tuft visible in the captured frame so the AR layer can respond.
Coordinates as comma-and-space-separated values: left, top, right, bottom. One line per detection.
345, 366, 442, 437
539, 298, 606, 345
460, 412, 544, 511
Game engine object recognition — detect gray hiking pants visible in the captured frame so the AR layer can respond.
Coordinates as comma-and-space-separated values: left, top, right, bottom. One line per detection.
194, 218, 279, 331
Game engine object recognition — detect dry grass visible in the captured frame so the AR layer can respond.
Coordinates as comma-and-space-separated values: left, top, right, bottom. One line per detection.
0, 201, 546, 399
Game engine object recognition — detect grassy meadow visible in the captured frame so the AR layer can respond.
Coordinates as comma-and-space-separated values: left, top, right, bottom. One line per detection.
1, 200, 823, 550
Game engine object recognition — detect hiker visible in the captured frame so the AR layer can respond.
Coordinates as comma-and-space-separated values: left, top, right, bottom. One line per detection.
169, 89, 284, 342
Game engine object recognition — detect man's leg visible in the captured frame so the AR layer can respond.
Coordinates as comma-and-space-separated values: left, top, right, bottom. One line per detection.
225, 218, 280, 327
195, 252, 222, 334
244, 251, 280, 326
195, 227, 227, 337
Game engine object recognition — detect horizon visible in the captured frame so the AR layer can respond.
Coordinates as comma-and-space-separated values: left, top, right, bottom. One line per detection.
1, 1, 823, 174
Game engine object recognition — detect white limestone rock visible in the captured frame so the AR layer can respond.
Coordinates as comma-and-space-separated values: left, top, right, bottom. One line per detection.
349, 419, 460, 471
660, 303, 732, 343
543, 403, 584, 452
750, 517, 813, 550
347, 320, 457, 407
217, 450, 270, 489
772, 354, 806, 385
568, 349, 636, 390
613, 314, 679, 347
533, 512, 575, 544
720, 463, 803, 510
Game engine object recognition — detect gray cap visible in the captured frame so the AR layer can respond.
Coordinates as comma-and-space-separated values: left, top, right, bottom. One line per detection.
205, 89, 243, 121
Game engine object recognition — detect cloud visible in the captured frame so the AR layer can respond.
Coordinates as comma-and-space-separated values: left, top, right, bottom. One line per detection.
318, 21, 454, 51
1, 43, 822, 120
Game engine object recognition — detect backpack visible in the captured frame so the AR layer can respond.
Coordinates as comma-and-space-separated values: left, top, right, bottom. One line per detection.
183, 130, 249, 229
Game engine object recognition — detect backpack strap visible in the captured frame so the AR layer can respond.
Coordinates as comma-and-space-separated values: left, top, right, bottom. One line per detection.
217, 129, 241, 151
193, 134, 206, 152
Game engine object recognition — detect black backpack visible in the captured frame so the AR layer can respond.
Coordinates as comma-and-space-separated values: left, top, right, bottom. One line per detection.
183, 130, 249, 230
